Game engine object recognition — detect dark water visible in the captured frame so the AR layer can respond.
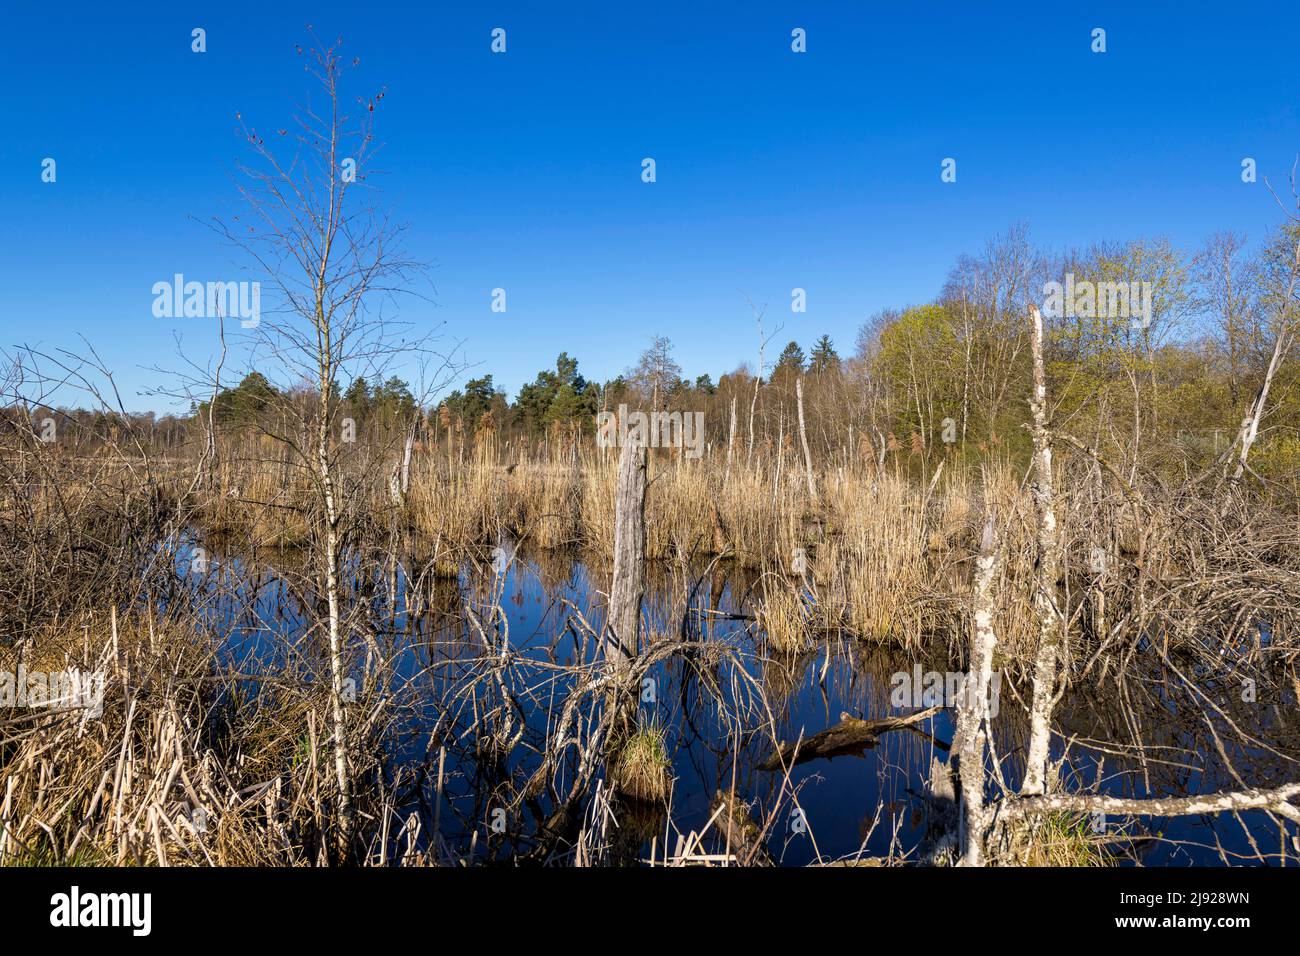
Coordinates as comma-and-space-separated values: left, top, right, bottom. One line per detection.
175, 534, 1299, 866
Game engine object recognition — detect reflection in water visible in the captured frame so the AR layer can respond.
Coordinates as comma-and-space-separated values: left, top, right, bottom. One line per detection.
182, 535, 1298, 866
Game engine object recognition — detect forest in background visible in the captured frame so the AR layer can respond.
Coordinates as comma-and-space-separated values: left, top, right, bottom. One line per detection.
10, 220, 1298, 490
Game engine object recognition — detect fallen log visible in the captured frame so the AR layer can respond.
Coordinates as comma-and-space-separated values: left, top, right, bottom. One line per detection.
709, 790, 773, 866
759, 706, 942, 772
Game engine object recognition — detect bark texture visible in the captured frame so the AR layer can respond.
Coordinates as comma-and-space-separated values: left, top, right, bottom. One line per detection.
1023, 304, 1061, 797
796, 377, 817, 502
952, 516, 1001, 865
607, 434, 647, 669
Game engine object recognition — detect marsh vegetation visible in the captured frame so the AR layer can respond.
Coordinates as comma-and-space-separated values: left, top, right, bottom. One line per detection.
2, 37, 1299, 868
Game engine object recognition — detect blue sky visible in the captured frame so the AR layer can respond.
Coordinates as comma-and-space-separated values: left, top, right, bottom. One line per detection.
2, 1, 1298, 412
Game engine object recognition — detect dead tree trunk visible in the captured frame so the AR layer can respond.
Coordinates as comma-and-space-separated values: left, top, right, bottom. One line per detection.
1232, 236, 1297, 480
952, 515, 1001, 865
400, 427, 414, 495
1232, 340, 1284, 480
724, 394, 737, 485
796, 377, 817, 503
1023, 304, 1061, 797
1004, 783, 1300, 828
607, 434, 647, 671
747, 374, 760, 468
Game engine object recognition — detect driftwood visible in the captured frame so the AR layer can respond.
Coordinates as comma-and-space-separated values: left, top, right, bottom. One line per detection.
759, 706, 941, 772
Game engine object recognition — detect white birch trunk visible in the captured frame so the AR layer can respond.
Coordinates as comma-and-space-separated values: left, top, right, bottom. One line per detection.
317, 397, 352, 853
796, 377, 817, 502
1232, 325, 1291, 480
954, 516, 1001, 865
724, 395, 737, 485
1232, 237, 1297, 480
1022, 304, 1061, 797
400, 428, 414, 495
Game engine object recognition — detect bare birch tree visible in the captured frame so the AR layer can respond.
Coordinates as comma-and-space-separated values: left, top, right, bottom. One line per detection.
207, 34, 460, 859
742, 294, 781, 468
1022, 304, 1062, 797
795, 376, 816, 502
1230, 218, 1298, 481
953, 515, 1001, 865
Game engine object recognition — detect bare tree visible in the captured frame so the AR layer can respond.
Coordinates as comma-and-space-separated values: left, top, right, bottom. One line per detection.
630, 335, 681, 413
795, 376, 816, 501
1196, 231, 1255, 407
1229, 189, 1299, 481
742, 294, 781, 467
1022, 304, 1062, 797
953, 515, 1001, 865
206, 34, 461, 858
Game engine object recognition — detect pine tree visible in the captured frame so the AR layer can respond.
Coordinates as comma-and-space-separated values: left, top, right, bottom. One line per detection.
809, 334, 840, 374
774, 341, 806, 376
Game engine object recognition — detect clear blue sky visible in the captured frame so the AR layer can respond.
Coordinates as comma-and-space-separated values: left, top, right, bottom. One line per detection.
3, 1, 1298, 412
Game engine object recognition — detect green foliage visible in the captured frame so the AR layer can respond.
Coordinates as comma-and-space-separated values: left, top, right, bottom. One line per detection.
809, 335, 839, 374
204, 372, 280, 426
774, 341, 806, 378
513, 353, 597, 435
443, 375, 506, 432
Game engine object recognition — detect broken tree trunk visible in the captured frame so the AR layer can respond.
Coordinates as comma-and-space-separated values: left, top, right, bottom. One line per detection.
400, 427, 414, 496
1231, 350, 1283, 481
724, 394, 737, 485
758, 706, 940, 771
607, 433, 647, 671
710, 502, 731, 556
796, 376, 817, 502
1222, 236, 1294, 481
923, 755, 961, 863
1023, 304, 1062, 797
951, 515, 1002, 866
1231, 239, 1296, 480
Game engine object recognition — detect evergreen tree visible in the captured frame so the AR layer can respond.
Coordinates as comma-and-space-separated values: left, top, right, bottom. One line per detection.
809, 335, 840, 374
773, 341, 806, 382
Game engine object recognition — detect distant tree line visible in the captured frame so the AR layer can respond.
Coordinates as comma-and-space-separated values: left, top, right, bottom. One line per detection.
7, 222, 1296, 479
